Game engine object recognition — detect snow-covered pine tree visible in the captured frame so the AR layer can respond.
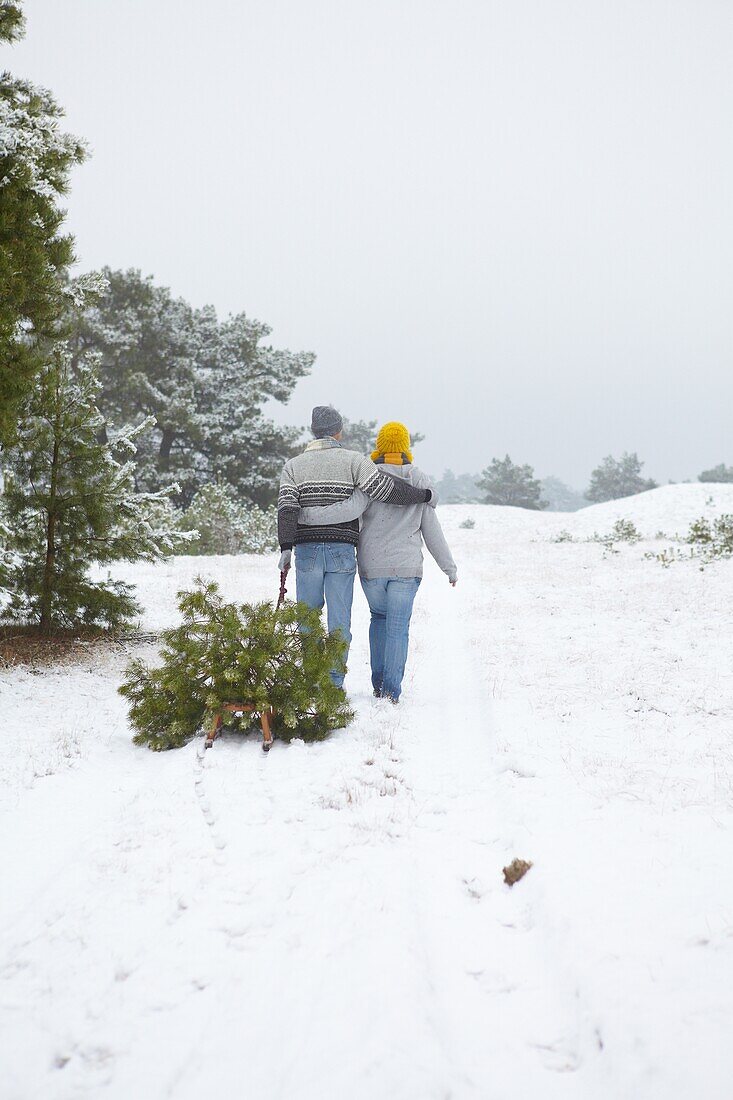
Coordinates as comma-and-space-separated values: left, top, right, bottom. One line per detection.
70, 268, 199, 497
193, 306, 313, 508
177, 482, 245, 555
235, 502, 278, 554
477, 455, 547, 510
0, 1, 87, 443
0, 506, 15, 580
585, 453, 657, 503
120, 580, 354, 750
0, 1, 24, 38
72, 269, 314, 508
177, 480, 277, 555
0, 342, 191, 632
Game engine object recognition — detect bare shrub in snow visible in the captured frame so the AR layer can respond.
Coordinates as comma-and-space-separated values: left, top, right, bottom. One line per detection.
610, 519, 642, 544
588, 519, 642, 553
687, 515, 733, 560
647, 514, 733, 568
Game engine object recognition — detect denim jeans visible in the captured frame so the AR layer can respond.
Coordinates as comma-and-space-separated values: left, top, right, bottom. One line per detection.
295, 542, 357, 688
360, 577, 421, 701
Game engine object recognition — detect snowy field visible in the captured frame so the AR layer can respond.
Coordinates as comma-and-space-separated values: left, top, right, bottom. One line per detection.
1, 483, 732, 1099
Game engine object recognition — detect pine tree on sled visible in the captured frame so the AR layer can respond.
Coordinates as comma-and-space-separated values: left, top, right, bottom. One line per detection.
120, 577, 353, 752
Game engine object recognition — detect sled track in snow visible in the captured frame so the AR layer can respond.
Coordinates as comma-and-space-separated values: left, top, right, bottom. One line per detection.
180, 581, 607, 1098
3, 576, 609, 1099
192, 735, 229, 860
5, 519, 733, 1099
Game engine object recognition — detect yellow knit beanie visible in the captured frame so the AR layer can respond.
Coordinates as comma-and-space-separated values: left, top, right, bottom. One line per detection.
371, 421, 413, 464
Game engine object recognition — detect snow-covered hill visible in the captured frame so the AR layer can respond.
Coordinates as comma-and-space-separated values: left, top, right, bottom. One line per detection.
1, 488, 733, 1099
440, 481, 733, 540
556, 482, 733, 537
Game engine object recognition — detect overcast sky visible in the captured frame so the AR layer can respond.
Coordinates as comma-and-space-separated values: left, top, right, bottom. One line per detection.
9, 0, 733, 485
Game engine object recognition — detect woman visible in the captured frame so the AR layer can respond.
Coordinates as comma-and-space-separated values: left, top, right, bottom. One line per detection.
300, 421, 457, 703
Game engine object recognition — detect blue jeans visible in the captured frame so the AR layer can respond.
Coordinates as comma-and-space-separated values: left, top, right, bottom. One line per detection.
295, 542, 357, 688
360, 577, 421, 701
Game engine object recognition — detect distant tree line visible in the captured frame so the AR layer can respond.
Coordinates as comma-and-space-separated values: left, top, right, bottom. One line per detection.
698, 463, 733, 484
436, 451, 733, 511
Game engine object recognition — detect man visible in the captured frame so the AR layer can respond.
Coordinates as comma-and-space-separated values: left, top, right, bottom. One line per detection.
277, 406, 435, 689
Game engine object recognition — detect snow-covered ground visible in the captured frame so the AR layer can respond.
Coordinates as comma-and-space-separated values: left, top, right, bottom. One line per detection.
1, 483, 732, 1099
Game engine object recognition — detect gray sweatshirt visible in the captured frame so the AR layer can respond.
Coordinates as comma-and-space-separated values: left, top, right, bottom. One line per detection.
300, 463, 458, 582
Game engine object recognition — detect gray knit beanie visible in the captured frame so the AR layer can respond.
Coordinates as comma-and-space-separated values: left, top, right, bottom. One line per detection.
311, 405, 343, 438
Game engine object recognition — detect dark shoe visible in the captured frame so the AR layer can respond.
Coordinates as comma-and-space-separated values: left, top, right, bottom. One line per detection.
386, 694, 399, 705
373, 687, 383, 699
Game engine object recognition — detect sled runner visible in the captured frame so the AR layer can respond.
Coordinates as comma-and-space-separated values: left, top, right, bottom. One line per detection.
205, 703, 274, 752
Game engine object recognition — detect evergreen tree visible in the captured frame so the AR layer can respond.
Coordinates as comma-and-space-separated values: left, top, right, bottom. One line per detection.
585, 452, 657, 503
0, 2, 24, 40
340, 417, 378, 453
0, 1, 87, 442
0, 341, 189, 632
687, 514, 733, 562
194, 305, 313, 507
435, 468, 481, 503
72, 268, 313, 507
539, 476, 586, 512
72, 267, 197, 475
698, 463, 733, 484
120, 580, 354, 750
477, 455, 547, 509
0, 505, 14, 574
438, 468, 460, 501
177, 480, 277, 555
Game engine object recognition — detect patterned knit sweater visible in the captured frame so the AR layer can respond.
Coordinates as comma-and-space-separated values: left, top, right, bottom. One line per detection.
277, 439, 431, 549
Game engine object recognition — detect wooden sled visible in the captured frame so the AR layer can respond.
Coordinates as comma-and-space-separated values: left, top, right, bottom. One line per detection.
205, 703, 274, 753
204, 570, 288, 755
